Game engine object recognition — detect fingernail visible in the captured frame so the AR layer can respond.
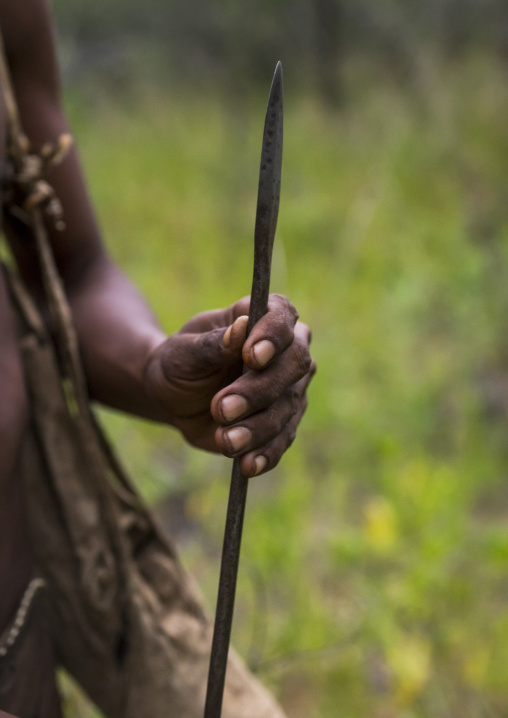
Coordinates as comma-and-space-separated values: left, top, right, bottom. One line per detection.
253, 455, 267, 476
225, 426, 251, 452
223, 315, 249, 348
252, 340, 275, 367
223, 324, 233, 348
221, 394, 248, 422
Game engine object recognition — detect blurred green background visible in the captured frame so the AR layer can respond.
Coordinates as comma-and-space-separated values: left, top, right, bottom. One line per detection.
52, 1, 508, 716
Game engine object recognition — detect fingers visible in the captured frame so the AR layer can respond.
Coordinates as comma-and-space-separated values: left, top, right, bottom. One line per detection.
159, 315, 248, 386
241, 293, 300, 370
214, 362, 315, 478
174, 293, 302, 373
211, 320, 313, 424
215, 388, 299, 456
222, 315, 249, 351
238, 406, 302, 478
199, 293, 300, 369
150, 292, 315, 476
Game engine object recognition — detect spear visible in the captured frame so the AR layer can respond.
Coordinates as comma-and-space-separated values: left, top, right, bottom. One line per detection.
204, 61, 284, 718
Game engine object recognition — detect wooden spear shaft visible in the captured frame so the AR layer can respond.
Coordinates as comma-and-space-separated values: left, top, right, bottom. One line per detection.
203, 62, 284, 718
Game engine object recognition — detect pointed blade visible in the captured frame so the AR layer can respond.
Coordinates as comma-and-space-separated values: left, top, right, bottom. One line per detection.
248, 61, 284, 331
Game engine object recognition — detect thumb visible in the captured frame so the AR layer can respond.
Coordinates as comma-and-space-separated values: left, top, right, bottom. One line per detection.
222, 314, 249, 352
160, 314, 249, 381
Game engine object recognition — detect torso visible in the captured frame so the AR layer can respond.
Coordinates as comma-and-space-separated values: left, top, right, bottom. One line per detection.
0, 84, 34, 633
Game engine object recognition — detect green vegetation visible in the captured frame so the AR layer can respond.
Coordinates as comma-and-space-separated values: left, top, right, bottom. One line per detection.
61, 55, 508, 717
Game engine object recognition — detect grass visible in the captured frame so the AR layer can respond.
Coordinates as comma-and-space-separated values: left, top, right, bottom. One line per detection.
61, 53, 508, 717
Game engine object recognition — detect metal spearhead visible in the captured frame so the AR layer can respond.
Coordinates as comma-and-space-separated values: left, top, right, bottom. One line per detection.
204, 62, 284, 718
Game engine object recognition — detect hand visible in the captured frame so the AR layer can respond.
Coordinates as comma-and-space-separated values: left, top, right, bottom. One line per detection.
145, 294, 315, 477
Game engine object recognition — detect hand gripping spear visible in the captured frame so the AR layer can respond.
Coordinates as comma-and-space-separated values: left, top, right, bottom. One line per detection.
204, 62, 284, 718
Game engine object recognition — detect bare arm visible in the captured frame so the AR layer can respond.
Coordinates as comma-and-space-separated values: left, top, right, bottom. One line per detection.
1, 0, 169, 419
1, 0, 315, 477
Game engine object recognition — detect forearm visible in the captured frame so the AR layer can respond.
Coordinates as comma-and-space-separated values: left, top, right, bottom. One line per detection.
67, 253, 170, 421
4, 49, 171, 419
0, 0, 315, 478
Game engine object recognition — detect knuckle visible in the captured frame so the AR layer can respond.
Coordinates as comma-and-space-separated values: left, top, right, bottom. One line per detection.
214, 427, 228, 455
288, 301, 299, 323
288, 387, 300, 416
293, 344, 312, 377
270, 293, 299, 323
286, 427, 297, 448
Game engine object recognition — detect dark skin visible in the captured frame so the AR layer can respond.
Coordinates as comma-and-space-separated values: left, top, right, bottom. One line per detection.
0, 0, 315, 639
